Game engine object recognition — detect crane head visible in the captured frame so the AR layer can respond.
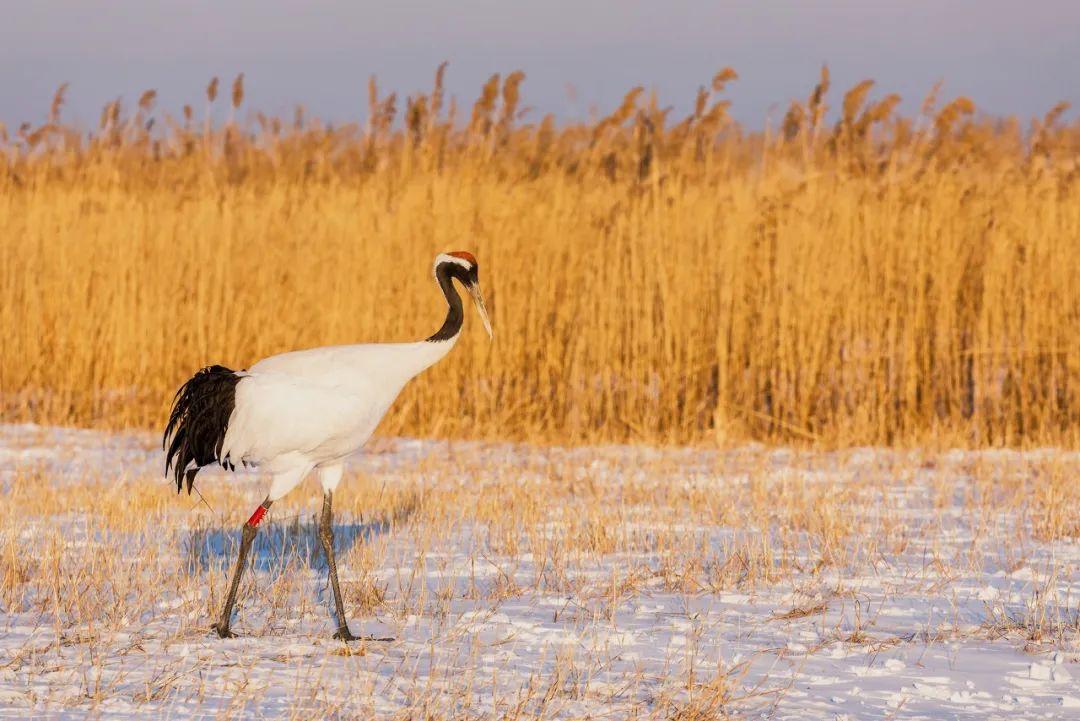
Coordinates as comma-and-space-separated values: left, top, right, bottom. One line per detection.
436, 251, 493, 339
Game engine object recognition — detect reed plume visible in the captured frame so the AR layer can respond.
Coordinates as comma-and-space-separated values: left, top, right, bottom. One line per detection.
1, 68, 1077, 448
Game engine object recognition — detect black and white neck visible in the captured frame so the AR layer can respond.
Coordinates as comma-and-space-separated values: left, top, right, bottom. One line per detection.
426, 252, 479, 343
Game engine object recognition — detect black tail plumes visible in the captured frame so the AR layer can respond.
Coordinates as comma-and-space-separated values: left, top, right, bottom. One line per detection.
164, 365, 242, 494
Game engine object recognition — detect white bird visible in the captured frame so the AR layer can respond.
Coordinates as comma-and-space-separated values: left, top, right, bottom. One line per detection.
164, 251, 492, 640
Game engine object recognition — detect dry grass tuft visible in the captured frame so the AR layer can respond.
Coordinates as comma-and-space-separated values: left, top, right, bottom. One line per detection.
0, 427, 1077, 717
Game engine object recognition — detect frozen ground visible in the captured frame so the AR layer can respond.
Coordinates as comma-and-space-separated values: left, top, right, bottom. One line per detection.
0, 424, 1078, 719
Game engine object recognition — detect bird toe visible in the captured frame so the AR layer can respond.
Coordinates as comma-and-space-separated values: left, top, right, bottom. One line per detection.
332, 626, 359, 642
213, 624, 238, 639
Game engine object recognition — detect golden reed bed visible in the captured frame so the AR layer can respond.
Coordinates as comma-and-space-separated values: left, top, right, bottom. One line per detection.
1, 67, 1077, 446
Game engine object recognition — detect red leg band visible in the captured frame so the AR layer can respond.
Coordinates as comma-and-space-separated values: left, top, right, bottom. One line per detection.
246, 505, 268, 527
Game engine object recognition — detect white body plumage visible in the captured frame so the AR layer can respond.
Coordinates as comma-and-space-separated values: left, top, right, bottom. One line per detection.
223, 337, 458, 498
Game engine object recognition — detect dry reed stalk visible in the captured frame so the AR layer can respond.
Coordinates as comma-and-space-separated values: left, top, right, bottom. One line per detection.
0, 70, 1077, 447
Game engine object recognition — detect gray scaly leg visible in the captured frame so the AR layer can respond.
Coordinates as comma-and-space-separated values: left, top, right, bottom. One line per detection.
319, 491, 357, 641
213, 498, 272, 638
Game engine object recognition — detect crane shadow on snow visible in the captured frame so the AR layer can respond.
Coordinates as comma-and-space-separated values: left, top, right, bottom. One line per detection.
183, 517, 389, 575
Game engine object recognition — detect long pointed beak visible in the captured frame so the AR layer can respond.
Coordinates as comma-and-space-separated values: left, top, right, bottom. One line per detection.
467, 283, 494, 339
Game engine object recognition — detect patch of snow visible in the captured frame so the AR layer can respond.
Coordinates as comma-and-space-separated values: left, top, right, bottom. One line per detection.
1, 424, 1078, 719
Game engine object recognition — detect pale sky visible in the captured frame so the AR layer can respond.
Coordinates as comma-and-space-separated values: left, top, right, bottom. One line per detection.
1, 1, 1077, 129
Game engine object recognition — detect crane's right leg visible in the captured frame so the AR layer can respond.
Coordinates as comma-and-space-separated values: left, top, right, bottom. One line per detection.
213, 497, 273, 638
212, 463, 311, 639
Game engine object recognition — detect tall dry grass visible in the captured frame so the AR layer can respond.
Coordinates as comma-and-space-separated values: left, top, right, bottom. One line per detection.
1, 68, 1078, 446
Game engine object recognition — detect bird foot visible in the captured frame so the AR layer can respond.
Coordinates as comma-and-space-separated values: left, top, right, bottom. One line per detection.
213, 623, 237, 639
333, 626, 359, 642
332, 626, 394, 643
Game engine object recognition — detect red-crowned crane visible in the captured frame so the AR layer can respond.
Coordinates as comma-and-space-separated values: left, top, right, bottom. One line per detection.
164, 251, 492, 640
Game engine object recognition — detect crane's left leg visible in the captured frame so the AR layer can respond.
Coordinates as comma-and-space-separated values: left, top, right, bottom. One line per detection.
317, 464, 356, 641
320, 490, 357, 641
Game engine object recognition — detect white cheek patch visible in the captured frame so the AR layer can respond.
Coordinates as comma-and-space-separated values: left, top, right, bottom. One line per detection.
433, 253, 473, 278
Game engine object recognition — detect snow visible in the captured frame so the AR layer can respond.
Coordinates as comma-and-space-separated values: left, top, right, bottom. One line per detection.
0, 423, 1078, 719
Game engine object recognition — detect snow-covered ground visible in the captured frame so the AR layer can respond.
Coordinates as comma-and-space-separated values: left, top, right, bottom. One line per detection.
1, 424, 1078, 719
